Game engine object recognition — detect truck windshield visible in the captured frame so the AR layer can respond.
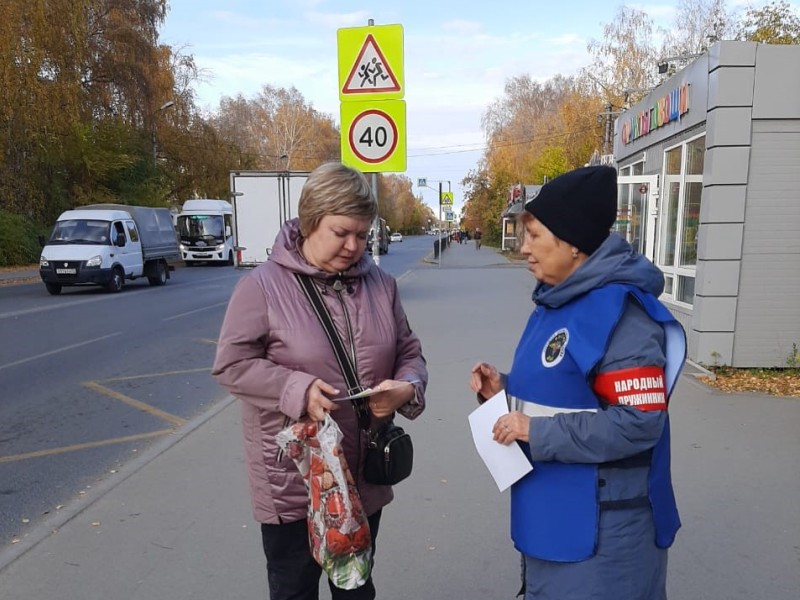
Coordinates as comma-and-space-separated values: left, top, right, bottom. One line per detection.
49, 219, 112, 244
177, 215, 224, 240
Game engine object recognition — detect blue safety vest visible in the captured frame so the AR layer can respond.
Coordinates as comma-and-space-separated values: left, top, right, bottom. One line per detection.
507, 283, 685, 562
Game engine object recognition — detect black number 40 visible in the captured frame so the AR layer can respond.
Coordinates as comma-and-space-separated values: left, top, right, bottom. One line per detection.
359, 126, 388, 147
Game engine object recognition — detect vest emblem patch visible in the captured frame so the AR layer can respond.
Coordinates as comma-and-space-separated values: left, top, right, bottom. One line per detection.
542, 328, 569, 367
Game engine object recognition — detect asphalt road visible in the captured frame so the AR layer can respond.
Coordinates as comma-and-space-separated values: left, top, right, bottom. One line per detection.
0, 235, 433, 546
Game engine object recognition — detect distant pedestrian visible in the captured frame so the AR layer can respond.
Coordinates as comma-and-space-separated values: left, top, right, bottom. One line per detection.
213, 162, 428, 600
474, 228, 482, 250
469, 165, 686, 600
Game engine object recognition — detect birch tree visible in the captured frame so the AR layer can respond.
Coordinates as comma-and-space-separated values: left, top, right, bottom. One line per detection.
737, 0, 800, 44
585, 6, 659, 105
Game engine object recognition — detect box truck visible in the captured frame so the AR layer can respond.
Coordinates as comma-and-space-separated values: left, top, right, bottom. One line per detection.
38, 204, 180, 295
176, 199, 235, 265
229, 170, 309, 267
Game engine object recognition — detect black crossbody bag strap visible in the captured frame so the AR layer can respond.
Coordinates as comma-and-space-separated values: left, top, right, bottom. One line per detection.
294, 273, 363, 396
295, 275, 412, 486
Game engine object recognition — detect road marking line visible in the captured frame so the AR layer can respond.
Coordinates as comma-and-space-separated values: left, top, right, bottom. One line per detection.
97, 367, 211, 382
0, 295, 113, 320
0, 429, 173, 464
162, 301, 229, 321
0, 332, 122, 372
83, 381, 187, 427
396, 269, 414, 283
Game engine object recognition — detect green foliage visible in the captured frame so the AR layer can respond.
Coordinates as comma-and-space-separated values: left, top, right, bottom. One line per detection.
460, 167, 510, 246
529, 146, 569, 184
707, 350, 732, 375
0, 210, 45, 266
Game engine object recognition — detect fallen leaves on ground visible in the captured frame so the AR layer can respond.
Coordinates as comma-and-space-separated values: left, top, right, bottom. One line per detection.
699, 369, 800, 397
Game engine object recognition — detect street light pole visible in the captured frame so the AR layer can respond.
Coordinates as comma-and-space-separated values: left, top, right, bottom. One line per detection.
152, 100, 176, 167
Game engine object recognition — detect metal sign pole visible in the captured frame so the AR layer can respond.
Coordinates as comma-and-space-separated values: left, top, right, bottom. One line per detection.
438, 181, 442, 268
372, 172, 380, 266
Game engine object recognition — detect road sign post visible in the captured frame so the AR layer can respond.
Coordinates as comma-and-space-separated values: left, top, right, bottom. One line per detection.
438, 181, 443, 268
337, 22, 406, 265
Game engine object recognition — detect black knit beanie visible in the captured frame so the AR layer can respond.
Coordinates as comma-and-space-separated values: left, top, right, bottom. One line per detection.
524, 165, 618, 255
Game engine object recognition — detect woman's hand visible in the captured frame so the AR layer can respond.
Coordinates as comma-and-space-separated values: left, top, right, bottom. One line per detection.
368, 379, 415, 419
306, 379, 339, 421
492, 411, 530, 444
469, 362, 503, 401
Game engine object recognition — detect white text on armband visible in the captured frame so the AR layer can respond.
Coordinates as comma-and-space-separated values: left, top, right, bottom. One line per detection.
613, 374, 664, 393
617, 391, 666, 407
593, 366, 668, 412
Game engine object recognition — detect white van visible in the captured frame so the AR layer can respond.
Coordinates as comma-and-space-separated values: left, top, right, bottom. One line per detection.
176, 199, 235, 265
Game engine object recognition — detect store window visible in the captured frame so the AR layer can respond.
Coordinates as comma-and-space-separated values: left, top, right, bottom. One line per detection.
657, 134, 705, 306
615, 161, 646, 254
619, 161, 644, 177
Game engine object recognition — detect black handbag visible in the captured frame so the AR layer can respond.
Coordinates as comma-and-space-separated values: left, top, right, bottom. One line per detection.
295, 274, 414, 486
364, 421, 413, 485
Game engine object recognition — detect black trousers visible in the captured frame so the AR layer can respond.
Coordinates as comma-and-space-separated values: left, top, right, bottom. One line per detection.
260, 510, 382, 600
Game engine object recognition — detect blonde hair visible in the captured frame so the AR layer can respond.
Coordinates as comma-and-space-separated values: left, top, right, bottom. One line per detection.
298, 163, 377, 236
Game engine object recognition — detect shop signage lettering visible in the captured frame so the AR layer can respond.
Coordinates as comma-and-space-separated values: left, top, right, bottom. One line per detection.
621, 83, 690, 145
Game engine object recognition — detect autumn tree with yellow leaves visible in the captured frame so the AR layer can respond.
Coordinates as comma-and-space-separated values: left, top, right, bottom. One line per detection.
462, 0, 800, 246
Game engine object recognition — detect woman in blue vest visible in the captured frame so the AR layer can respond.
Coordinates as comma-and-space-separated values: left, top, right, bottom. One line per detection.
470, 165, 686, 600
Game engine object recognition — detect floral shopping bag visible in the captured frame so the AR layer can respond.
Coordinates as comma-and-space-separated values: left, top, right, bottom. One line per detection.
276, 415, 372, 590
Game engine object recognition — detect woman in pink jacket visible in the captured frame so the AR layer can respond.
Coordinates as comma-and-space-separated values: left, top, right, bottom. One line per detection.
212, 162, 427, 600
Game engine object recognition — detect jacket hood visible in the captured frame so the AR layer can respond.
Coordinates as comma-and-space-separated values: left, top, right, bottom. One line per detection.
269, 218, 376, 282
533, 233, 665, 308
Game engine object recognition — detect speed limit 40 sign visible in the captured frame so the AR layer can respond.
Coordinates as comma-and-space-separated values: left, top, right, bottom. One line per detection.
340, 99, 406, 172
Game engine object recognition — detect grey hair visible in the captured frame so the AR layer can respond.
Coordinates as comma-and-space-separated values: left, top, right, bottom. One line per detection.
298, 162, 377, 236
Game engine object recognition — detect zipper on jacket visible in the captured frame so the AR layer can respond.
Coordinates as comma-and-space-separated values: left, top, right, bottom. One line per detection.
334, 286, 359, 373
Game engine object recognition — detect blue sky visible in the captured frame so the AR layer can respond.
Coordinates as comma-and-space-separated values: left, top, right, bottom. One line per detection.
158, 0, 759, 213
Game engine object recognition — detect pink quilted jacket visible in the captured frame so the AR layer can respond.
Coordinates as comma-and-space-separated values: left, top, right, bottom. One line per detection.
212, 219, 427, 523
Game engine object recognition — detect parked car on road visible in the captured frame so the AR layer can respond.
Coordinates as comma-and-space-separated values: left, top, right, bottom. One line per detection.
390, 232, 403, 243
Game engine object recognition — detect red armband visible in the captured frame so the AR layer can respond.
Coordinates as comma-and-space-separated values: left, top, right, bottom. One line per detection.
593, 366, 667, 412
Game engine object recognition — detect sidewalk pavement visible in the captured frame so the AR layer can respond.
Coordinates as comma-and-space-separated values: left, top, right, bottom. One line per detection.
1, 241, 798, 600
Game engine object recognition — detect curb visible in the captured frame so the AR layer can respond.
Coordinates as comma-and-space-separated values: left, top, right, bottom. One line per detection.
684, 358, 716, 380
0, 272, 39, 283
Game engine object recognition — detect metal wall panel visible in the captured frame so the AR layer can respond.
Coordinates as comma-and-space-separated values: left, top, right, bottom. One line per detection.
734, 122, 800, 366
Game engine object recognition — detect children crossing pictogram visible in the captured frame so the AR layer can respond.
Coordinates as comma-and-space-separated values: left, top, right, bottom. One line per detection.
342, 34, 401, 95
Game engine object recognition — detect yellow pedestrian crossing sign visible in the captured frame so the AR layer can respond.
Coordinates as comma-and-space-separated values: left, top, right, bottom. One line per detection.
440, 192, 454, 206
338, 24, 404, 101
